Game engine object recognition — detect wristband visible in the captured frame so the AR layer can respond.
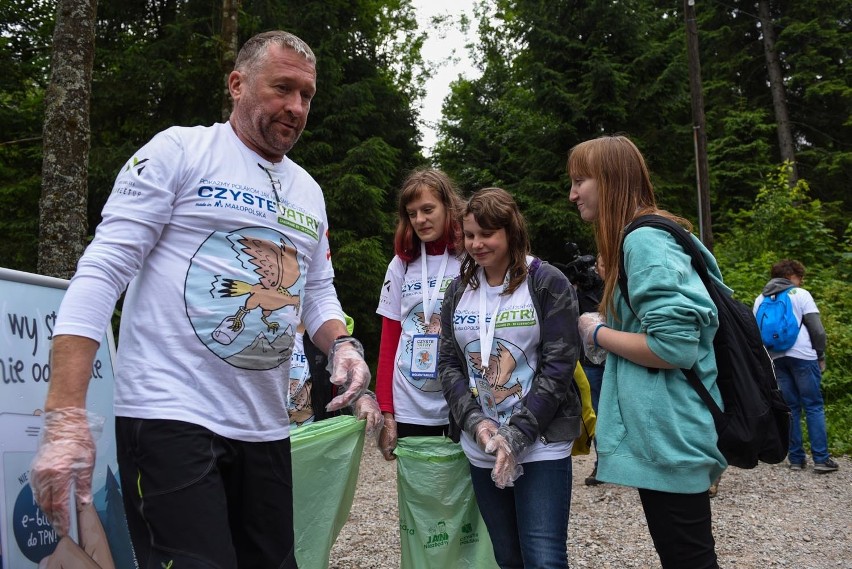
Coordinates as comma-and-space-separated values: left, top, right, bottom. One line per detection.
329, 335, 364, 357
326, 336, 365, 374
592, 323, 606, 349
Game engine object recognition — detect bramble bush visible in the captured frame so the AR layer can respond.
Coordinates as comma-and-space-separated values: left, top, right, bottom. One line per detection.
714, 163, 852, 456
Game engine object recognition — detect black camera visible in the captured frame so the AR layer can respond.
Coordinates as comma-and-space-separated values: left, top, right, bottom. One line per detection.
553, 242, 602, 292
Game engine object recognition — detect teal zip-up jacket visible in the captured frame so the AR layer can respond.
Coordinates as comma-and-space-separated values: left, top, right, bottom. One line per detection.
597, 227, 727, 493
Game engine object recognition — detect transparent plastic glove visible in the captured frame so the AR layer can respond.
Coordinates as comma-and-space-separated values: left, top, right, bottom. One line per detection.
485, 434, 524, 489
378, 413, 398, 461
326, 338, 370, 412
30, 407, 105, 537
352, 394, 384, 438
474, 419, 499, 451
578, 311, 608, 365
486, 425, 530, 488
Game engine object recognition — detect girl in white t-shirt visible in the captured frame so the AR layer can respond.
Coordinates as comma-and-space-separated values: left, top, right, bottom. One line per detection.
439, 187, 580, 568
375, 168, 464, 460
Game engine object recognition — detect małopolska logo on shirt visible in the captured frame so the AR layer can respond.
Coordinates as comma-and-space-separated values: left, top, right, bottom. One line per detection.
184, 226, 305, 370
195, 180, 321, 240
196, 179, 277, 216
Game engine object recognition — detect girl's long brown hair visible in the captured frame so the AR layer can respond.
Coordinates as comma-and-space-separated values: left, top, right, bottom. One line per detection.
567, 135, 691, 316
458, 187, 530, 295
393, 168, 464, 262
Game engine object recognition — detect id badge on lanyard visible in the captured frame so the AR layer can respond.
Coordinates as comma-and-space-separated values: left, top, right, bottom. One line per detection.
476, 374, 500, 422
409, 243, 449, 380
476, 269, 509, 422
410, 334, 440, 379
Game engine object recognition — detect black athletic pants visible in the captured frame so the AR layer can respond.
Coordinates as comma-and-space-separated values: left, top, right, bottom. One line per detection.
116, 417, 297, 569
639, 487, 719, 569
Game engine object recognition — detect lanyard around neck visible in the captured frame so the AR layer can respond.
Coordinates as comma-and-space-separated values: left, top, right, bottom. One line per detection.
420, 242, 450, 324
258, 163, 286, 216
478, 269, 509, 371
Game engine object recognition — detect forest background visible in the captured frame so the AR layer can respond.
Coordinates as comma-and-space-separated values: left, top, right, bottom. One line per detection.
1, 0, 849, 454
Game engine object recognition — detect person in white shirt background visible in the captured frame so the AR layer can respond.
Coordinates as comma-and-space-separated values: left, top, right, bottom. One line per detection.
753, 259, 837, 474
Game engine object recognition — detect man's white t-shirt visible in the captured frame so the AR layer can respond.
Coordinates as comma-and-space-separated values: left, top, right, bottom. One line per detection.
376, 253, 460, 425
55, 122, 344, 441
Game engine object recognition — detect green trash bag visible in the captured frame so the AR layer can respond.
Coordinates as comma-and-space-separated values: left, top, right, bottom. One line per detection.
395, 436, 498, 569
291, 415, 365, 569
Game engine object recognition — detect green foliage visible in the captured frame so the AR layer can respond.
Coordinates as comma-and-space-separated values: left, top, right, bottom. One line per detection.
86, 0, 226, 227
2, 0, 427, 372
824, 395, 852, 457
715, 163, 842, 268
706, 103, 775, 219
775, 0, 852, 209
436, 0, 690, 260
0, 0, 54, 271
715, 163, 852, 455
0, 155, 40, 271
699, 0, 852, 214
315, 136, 402, 359
434, 1, 849, 266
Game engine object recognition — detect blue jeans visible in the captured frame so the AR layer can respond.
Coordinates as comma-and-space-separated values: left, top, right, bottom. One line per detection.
584, 364, 604, 414
773, 357, 830, 463
469, 457, 571, 569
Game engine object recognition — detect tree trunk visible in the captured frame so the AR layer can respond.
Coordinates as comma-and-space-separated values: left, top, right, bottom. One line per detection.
221, 0, 241, 121
758, 0, 798, 183
38, 0, 98, 279
684, 0, 713, 251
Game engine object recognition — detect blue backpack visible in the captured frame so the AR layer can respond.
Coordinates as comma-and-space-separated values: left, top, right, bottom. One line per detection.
756, 288, 801, 352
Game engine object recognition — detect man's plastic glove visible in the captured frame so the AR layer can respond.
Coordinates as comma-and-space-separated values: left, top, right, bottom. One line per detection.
578, 311, 608, 365
326, 337, 370, 411
352, 394, 384, 437
485, 425, 530, 489
378, 413, 398, 461
30, 407, 104, 537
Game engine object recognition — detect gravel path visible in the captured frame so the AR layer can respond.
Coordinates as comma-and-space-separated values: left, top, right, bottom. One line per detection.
330, 438, 851, 568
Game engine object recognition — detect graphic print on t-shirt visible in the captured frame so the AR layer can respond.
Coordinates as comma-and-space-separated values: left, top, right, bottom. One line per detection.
465, 338, 531, 424
288, 334, 315, 426
185, 226, 304, 370
288, 379, 313, 425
